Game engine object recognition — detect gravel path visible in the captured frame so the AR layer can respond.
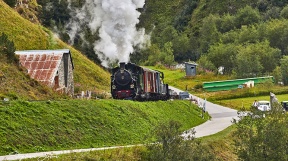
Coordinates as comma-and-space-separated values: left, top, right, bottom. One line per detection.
0, 87, 239, 160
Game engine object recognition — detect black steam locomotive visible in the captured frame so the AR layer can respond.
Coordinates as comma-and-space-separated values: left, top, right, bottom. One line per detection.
111, 62, 170, 101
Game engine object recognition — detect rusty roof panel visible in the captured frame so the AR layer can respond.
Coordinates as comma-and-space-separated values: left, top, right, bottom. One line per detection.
24, 62, 32, 68
31, 62, 38, 69
38, 70, 48, 80
50, 61, 58, 68
27, 55, 34, 61
37, 62, 45, 69
19, 55, 27, 61
34, 54, 40, 61
43, 62, 51, 69
40, 55, 46, 61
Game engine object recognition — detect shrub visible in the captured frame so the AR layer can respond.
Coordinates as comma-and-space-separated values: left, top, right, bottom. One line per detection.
233, 103, 288, 160
0, 33, 16, 63
194, 83, 203, 89
3, 0, 16, 7
143, 120, 215, 161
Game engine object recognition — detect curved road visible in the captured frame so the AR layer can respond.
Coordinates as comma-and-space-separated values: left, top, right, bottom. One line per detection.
0, 87, 239, 160
169, 86, 238, 138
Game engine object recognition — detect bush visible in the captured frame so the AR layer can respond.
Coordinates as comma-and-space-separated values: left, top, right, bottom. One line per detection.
3, 0, 16, 7
0, 33, 16, 62
233, 103, 288, 160
142, 120, 215, 161
194, 83, 203, 89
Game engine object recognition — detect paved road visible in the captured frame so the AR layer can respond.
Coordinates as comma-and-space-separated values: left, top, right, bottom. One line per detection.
0, 145, 141, 161
169, 86, 238, 138
0, 87, 239, 160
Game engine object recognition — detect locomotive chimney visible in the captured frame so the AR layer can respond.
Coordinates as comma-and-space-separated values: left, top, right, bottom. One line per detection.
120, 62, 125, 70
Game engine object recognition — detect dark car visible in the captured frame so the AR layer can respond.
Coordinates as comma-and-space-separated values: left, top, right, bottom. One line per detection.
281, 101, 288, 111
179, 92, 190, 100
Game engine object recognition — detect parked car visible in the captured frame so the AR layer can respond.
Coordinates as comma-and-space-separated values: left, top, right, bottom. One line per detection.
257, 101, 271, 111
179, 92, 190, 100
281, 101, 288, 111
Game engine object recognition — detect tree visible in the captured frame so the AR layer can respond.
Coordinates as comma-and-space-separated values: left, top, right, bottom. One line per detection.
235, 6, 261, 28
199, 14, 221, 54
162, 42, 175, 66
219, 13, 236, 33
3, 0, 16, 7
280, 56, 288, 85
255, 41, 281, 73
0, 33, 16, 62
197, 55, 217, 73
38, 0, 71, 28
263, 6, 281, 20
173, 0, 198, 32
206, 43, 238, 74
158, 26, 178, 47
172, 33, 190, 62
144, 44, 162, 65
266, 19, 288, 55
280, 5, 288, 19
272, 66, 282, 84
234, 44, 263, 78
233, 103, 288, 161
143, 120, 215, 161
232, 41, 280, 78
236, 25, 259, 44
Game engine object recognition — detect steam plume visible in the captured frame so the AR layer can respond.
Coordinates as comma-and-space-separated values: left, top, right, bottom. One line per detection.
66, 0, 149, 67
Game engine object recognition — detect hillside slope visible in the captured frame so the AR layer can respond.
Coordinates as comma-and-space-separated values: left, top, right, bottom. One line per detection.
0, 100, 208, 155
0, 1, 110, 99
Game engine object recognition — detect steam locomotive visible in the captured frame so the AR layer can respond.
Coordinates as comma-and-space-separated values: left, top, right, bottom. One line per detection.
111, 62, 170, 101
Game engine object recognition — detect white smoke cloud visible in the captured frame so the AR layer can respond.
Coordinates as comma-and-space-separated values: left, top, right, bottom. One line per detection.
66, 0, 149, 67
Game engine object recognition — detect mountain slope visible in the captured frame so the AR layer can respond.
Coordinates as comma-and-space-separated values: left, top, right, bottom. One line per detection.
0, 1, 110, 99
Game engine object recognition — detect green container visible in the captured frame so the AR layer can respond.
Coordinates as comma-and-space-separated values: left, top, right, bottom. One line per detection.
203, 76, 274, 92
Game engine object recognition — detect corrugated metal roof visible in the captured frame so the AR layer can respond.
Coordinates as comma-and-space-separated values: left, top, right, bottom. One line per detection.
15, 49, 71, 86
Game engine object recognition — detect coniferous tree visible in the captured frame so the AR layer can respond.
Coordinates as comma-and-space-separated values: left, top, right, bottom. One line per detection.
0, 33, 16, 62
3, 0, 16, 7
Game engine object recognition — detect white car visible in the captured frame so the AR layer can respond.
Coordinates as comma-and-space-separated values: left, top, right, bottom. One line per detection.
257, 101, 271, 111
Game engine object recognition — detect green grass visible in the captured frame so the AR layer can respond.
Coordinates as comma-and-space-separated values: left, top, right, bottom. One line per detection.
199, 125, 238, 161
0, 99, 208, 155
215, 94, 288, 110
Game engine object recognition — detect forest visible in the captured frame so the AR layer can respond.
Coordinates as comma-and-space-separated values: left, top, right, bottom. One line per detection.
4, 0, 288, 84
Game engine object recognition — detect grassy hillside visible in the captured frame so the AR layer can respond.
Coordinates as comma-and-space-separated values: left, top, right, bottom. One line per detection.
0, 99, 208, 155
0, 1, 110, 100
